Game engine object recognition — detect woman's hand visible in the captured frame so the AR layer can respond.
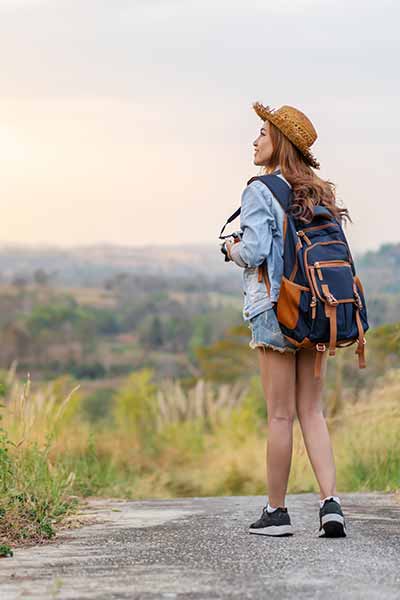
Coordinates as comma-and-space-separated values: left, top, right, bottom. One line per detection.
220, 240, 231, 262
226, 236, 242, 259
224, 239, 234, 260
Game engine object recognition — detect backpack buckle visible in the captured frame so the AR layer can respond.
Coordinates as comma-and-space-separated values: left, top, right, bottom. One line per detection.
321, 284, 338, 306
297, 230, 312, 246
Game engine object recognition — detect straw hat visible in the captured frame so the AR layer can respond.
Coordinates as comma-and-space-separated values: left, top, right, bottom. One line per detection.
252, 102, 320, 169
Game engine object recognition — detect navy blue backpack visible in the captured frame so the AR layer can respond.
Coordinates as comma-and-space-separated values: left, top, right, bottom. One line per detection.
224, 174, 369, 378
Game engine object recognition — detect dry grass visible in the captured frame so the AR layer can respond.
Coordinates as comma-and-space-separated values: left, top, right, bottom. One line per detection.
1, 363, 399, 550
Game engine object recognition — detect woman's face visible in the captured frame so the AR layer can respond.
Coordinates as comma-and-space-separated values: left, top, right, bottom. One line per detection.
253, 120, 274, 166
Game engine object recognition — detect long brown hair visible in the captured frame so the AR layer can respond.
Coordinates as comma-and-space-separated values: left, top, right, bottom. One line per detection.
264, 122, 351, 224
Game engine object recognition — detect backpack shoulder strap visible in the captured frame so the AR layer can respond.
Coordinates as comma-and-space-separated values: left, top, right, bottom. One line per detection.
218, 174, 293, 239
247, 174, 292, 212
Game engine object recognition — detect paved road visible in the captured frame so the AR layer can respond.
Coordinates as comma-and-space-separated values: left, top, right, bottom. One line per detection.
1, 492, 400, 599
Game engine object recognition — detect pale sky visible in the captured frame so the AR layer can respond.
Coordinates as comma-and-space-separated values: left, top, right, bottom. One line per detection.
0, 0, 399, 252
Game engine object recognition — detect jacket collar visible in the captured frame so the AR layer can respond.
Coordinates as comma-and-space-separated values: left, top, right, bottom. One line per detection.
269, 165, 281, 175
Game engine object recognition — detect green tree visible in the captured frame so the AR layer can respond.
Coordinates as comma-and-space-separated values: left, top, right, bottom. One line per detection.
148, 316, 164, 347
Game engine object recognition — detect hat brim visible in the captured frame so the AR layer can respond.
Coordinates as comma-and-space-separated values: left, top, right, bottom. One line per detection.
252, 102, 320, 170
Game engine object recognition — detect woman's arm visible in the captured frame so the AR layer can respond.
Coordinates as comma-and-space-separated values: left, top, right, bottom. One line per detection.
228, 181, 277, 268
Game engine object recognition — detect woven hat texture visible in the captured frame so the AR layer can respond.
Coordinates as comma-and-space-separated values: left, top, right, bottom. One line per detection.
252, 102, 320, 169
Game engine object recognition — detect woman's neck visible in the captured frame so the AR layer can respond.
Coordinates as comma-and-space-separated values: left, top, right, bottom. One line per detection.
265, 165, 281, 175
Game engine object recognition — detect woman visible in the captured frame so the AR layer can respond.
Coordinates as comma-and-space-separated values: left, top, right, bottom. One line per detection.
224, 103, 349, 538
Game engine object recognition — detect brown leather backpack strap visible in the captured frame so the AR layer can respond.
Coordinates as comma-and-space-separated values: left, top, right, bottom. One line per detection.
355, 308, 366, 368
314, 343, 326, 378
283, 214, 288, 241
325, 304, 337, 356
321, 284, 338, 356
258, 263, 271, 296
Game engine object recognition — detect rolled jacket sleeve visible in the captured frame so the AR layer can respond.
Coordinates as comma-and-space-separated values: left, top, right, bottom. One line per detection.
235, 181, 277, 268
229, 241, 247, 267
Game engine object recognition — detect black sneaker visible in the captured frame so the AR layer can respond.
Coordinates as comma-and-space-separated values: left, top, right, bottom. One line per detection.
249, 505, 293, 536
318, 497, 347, 537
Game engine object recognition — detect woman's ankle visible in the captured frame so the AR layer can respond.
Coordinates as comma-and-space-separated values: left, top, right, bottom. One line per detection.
319, 494, 341, 507
319, 490, 338, 501
267, 497, 286, 509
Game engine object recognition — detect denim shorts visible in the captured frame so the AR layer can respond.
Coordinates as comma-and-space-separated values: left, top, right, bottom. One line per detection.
248, 307, 299, 353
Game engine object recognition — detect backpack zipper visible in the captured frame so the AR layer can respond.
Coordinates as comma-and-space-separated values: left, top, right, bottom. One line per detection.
314, 260, 350, 267
300, 222, 339, 234
313, 260, 351, 281
303, 240, 350, 303
310, 265, 355, 305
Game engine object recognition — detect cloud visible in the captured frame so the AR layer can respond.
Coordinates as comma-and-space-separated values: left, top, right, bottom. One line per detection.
0, 0, 48, 8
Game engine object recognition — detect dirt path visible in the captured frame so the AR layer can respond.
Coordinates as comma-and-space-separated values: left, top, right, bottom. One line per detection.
1, 492, 400, 599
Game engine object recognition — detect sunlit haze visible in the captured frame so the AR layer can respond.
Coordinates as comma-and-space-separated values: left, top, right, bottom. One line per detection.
0, 0, 399, 253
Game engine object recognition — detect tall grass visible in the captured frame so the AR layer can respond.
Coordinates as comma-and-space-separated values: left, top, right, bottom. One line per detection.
0, 362, 82, 552
1, 362, 399, 550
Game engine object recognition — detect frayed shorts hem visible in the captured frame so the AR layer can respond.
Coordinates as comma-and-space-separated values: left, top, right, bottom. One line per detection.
247, 308, 299, 354
248, 340, 298, 353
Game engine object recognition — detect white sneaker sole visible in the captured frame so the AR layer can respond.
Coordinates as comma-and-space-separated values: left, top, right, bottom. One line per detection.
318, 513, 347, 537
249, 524, 293, 536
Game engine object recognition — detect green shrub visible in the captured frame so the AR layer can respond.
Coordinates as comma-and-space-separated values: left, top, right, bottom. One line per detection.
113, 368, 158, 452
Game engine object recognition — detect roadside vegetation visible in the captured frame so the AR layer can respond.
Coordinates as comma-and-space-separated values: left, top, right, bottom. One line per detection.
1, 323, 399, 552
1, 244, 399, 553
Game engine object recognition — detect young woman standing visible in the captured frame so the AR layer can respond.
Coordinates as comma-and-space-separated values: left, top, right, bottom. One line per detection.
223, 103, 349, 537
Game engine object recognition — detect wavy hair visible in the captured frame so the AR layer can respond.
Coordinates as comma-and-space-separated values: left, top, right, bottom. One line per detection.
263, 122, 351, 225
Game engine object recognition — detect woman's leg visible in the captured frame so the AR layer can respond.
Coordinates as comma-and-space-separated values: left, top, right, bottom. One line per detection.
295, 348, 337, 500
257, 347, 297, 507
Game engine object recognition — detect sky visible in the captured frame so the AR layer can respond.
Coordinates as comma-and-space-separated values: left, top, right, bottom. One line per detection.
0, 0, 399, 253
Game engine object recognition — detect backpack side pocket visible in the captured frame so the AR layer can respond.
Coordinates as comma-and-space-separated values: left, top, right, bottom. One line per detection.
277, 276, 311, 332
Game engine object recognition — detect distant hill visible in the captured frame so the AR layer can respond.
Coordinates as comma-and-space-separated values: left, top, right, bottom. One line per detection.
357, 243, 400, 295
0, 242, 236, 286
0, 241, 398, 325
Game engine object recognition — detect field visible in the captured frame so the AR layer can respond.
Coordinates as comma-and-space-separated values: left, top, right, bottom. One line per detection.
1, 359, 399, 555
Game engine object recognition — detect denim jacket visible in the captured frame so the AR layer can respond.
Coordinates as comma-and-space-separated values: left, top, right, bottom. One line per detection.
229, 168, 292, 321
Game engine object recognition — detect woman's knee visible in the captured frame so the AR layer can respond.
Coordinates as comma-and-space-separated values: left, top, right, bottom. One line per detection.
296, 403, 324, 424
268, 411, 296, 425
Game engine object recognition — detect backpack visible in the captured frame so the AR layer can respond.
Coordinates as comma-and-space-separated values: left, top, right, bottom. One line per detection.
223, 174, 369, 378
